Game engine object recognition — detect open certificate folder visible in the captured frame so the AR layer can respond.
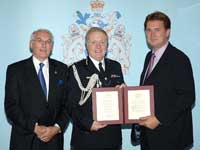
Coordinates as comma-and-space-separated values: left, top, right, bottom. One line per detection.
92, 86, 154, 124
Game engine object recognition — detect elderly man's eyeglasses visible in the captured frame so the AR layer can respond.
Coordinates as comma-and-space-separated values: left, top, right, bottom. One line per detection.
33, 38, 53, 45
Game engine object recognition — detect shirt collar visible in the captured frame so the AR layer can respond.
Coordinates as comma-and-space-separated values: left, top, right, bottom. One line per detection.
89, 56, 105, 70
152, 41, 168, 58
32, 56, 49, 71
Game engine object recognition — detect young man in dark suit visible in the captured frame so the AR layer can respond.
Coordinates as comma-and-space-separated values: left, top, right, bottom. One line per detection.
4, 29, 69, 150
135, 11, 195, 150
67, 27, 125, 150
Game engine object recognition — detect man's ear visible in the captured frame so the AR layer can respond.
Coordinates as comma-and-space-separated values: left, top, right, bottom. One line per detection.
166, 29, 170, 39
106, 42, 109, 49
85, 42, 88, 50
29, 41, 33, 53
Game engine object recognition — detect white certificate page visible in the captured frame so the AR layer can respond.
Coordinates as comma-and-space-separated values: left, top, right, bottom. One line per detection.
128, 90, 151, 119
96, 91, 119, 121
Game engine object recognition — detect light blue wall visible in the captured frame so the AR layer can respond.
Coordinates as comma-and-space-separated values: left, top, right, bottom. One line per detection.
1, 0, 200, 149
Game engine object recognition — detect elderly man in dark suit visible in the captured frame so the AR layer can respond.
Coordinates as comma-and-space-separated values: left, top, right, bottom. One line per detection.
5, 29, 69, 150
134, 11, 195, 150
67, 27, 125, 150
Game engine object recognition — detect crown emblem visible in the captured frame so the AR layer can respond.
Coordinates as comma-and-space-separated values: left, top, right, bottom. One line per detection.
90, 0, 105, 12
63, 0, 131, 74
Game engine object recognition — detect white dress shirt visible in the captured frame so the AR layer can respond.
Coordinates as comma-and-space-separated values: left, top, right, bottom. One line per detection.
32, 56, 49, 100
89, 56, 105, 71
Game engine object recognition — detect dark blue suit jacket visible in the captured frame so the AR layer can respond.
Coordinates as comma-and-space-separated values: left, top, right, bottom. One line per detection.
67, 57, 124, 149
5, 57, 69, 150
139, 43, 195, 150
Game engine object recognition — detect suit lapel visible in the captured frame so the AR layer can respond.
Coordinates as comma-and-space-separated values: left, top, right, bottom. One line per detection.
104, 59, 113, 86
86, 57, 109, 86
48, 59, 57, 105
25, 57, 47, 100
25, 57, 38, 86
104, 58, 110, 75
143, 43, 172, 84
150, 44, 171, 77
26, 57, 59, 104
86, 57, 100, 75
141, 52, 151, 85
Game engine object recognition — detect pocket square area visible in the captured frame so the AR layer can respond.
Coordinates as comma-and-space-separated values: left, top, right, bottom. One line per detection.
58, 79, 63, 86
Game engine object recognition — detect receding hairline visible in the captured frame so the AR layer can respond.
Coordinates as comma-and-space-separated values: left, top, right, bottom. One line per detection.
30, 29, 54, 42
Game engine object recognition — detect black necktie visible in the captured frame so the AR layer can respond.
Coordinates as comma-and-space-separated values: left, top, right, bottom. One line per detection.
98, 62, 105, 77
98, 62, 110, 87
38, 63, 47, 97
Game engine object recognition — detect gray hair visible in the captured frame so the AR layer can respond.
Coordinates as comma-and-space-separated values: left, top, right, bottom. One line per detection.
30, 29, 54, 42
85, 27, 108, 48
29, 29, 54, 53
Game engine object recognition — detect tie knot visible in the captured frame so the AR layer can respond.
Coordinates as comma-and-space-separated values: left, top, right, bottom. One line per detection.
99, 62, 102, 67
39, 63, 44, 69
151, 53, 155, 58
98, 62, 105, 73
99, 62, 104, 70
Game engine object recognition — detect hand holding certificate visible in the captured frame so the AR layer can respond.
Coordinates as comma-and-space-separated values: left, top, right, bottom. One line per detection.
92, 86, 154, 124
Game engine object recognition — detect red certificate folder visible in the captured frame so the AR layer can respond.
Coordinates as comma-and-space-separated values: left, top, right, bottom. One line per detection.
92, 86, 154, 124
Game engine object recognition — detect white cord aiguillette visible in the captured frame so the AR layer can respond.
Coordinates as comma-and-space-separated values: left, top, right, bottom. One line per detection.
72, 65, 101, 105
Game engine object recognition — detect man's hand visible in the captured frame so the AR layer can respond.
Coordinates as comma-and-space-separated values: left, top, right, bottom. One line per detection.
34, 125, 61, 142
90, 121, 107, 131
138, 115, 160, 129
115, 83, 126, 88
39, 126, 60, 142
34, 125, 47, 139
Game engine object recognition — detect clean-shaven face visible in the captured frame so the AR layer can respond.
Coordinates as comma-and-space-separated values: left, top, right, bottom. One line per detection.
30, 31, 53, 61
87, 31, 108, 61
145, 20, 170, 51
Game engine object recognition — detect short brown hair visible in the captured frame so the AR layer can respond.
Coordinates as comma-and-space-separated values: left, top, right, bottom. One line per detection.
144, 11, 171, 30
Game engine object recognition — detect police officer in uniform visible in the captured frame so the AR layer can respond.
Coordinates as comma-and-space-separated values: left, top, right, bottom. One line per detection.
67, 27, 125, 150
